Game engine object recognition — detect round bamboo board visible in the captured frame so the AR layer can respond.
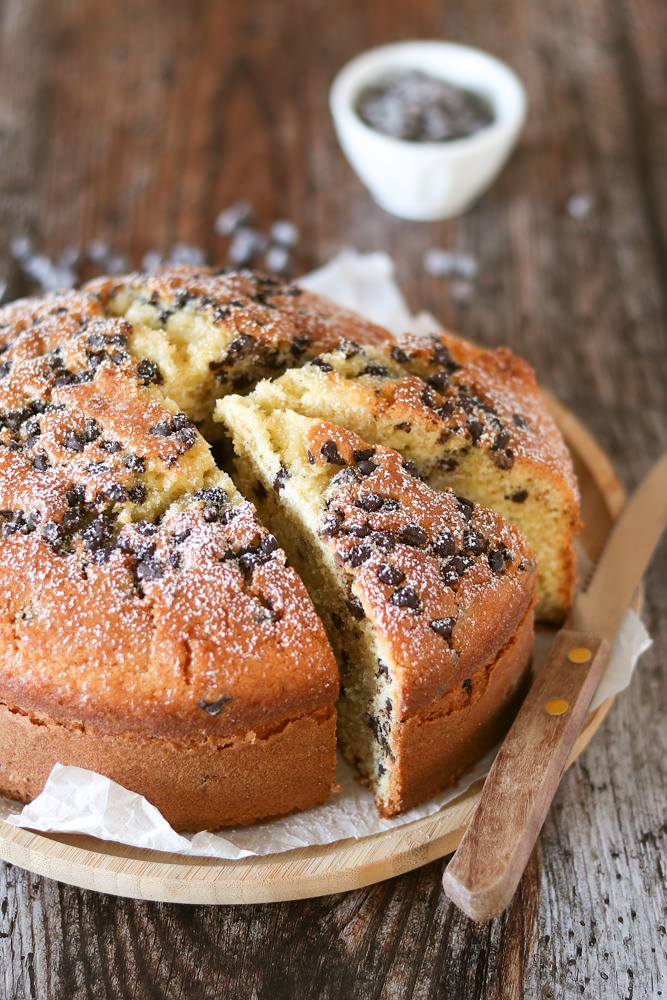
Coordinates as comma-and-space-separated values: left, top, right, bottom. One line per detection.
0, 398, 634, 904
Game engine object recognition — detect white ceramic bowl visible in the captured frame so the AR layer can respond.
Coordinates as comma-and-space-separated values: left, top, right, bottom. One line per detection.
329, 40, 528, 221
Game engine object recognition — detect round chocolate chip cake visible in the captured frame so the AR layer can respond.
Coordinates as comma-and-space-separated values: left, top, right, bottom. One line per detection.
0, 267, 579, 830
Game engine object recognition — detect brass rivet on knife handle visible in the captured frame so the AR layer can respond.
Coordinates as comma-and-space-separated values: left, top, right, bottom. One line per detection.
545, 699, 569, 715
568, 647, 591, 663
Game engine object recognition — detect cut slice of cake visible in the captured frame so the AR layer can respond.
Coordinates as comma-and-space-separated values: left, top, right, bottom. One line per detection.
236, 333, 580, 623
217, 395, 537, 816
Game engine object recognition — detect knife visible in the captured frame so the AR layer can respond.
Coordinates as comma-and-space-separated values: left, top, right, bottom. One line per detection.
442, 451, 667, 922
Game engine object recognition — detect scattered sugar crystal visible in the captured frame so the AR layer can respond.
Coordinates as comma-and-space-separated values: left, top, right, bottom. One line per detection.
141, 250, 163, 272
228, 227, 266, 267
214, 200, 254, 237
269, 220, 299, 247
567, 192, 594, 220
10, 235, 33, 260
23, 254, 55, 283
424, 248, 478, 280
264, 244, 291, 274
24, 254, 77, 292
87, 239, 110, 263
106, 254, 128, 275
57, 246, 81, 268
450, 278, 475, 302
168, 243, 208, 267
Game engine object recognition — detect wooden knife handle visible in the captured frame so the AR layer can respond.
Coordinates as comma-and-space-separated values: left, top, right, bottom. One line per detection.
442, 629, 611, 922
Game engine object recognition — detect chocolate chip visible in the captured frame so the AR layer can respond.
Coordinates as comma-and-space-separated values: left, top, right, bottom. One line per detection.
150, 420, 172, 437
346, 596, 365, 619
273, 466, 289, 492
321, 440, 346, 465
136, 558, 164, 581
508, 488, 528, 503
356, 459, 377, 477
329, 466, 360, 490
376, 659, 391, 679
377, 563, 404, 585
32, 451, 50, 471
84, 419, 102, 442
402, 459, 421, 479
493, 430, 511, 451
430, 617, 456, 640
137, 358, 163, 385
172, 528, 191, 544
104, 483, 127, 502
0, 361, 12, 378
364, 362, 389, 377
488, 549, 505, 575
399, 524, 428, 548
41, 521, 64, 546
64, 431, 86, 452
124, 454, 146, 472
199, 694, 233, 716
426, 370, 450, 393
320, 511, 343, 537
347, 524, 370, 538
390, 346, 410, 364
456, 496, 474, 521
462, 678, 473, 695
468, 419, 484, 443
452, 553, 472, 576
353, 448, 375, 463
432, 342, 453, 367
464, 528, 486, 555
390, 586, 420, 610
312, 357, 333, 372
433, 531, 455, 557
370, 530, 395, 553
513, 414, 528, 429
128, 484, 147, 503
441, 564, 460, 587
66, 485, 86, 506
494, 450, 514, 470
340, 541, 370, 567
355, 494, 383, 512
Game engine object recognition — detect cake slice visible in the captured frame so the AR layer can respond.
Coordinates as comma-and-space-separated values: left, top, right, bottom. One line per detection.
236, 332, 580, 623
217, 395, 537, 816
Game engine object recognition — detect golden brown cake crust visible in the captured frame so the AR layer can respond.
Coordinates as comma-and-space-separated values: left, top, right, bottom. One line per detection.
381, 605, 534, 816
0, 701, 336, 832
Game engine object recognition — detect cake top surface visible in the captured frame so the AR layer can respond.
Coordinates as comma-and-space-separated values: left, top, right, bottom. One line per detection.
304, 420, 538, 716
243, 331, 580, 498
0, 271, 348, 737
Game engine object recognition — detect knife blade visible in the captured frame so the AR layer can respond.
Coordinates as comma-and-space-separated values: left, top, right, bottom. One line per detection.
442, 451, 667, 922
570, 451, 667, 641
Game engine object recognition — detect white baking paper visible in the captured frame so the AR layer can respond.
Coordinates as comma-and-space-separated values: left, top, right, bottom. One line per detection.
1, 250, 651, 858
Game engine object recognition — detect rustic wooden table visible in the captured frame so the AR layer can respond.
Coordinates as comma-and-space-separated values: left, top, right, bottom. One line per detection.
0, 0, 665, 997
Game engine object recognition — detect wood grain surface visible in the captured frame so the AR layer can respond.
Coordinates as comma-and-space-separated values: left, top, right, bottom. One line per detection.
0, 0, 665, 997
